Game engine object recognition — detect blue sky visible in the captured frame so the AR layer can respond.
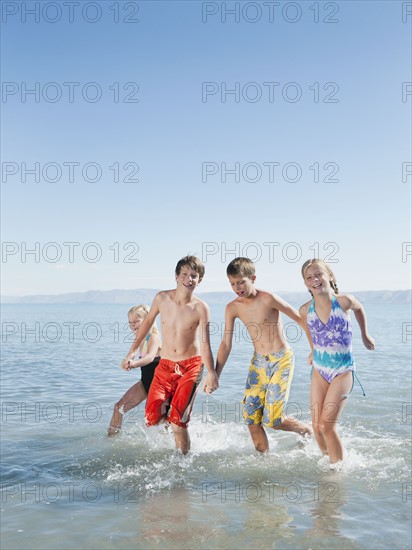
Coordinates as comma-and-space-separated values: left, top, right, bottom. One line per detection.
1, 0, 411, 295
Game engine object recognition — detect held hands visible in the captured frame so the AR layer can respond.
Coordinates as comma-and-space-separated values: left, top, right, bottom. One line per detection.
362, 334, 375, 350
203, 371, 219, 394
121, 354, 135, 371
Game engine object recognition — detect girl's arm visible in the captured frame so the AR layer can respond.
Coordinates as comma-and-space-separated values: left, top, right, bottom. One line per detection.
341, 294, 375, 350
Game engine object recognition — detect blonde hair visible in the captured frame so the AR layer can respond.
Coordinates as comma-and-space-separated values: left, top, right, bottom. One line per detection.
128, 304, 159, 334
301, 259, 339, 295
226, 257, 255, 278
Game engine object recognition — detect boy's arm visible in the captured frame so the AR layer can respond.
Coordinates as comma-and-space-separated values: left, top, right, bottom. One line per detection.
299, 303, 314, 364
272, 293, 301, 324
273, 294, 313, 352
121, 294, 161, 369
199, 302, 219, 394
126, 333, 161, 370
215, 304, 236, 379
342, 294, 375, 350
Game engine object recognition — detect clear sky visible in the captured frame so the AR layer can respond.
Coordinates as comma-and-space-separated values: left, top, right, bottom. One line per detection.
1, 0, 411, 295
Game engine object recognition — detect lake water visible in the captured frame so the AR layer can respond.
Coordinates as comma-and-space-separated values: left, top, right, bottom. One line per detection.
1, 303, 411, 549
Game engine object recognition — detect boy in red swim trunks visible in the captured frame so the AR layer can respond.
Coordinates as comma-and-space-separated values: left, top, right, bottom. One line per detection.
122, 256, 219, 454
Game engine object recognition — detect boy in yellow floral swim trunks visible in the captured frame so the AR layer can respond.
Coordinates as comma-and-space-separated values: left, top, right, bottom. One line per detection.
215, 258, 312, 452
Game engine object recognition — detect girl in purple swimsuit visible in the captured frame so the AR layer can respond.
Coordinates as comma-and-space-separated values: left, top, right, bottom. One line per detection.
299, 259, 375, 468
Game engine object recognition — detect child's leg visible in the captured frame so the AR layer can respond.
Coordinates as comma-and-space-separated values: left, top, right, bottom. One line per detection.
165, 357, 203, 453
265, 349, 312, 436
145, 360, 174, 427
108, 381, 147, 436
243, 355, 268, 452
170, 424, 190, 454
317, 371, 353, 463
310, 369, 329, 453
272, 417, 312, 436
248, 425, 269, 453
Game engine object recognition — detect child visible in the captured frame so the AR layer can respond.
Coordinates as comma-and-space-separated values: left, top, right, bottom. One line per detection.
122, 256, 219, 454
108, 305, 161, 436
215, 257, 312, 453
299, 259, 375, 468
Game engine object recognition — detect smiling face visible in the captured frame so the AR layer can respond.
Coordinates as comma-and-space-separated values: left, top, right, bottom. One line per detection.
128, 312, 144, 334
175, 265, 201, 292
303, 263, 333, 296
228, 274, 256, 298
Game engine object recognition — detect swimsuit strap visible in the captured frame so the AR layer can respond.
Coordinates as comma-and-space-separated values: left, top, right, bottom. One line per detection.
354, 373, 366, 396
343, 372, 366, 398
331, 294, 344, 312
308, 299, 315, 313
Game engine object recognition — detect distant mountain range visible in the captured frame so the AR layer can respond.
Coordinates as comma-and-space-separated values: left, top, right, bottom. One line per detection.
1, 289, 410, 305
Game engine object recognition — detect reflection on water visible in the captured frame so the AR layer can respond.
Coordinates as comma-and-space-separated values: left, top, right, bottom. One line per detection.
1, 304, 411, 549
302, 481, 355, 549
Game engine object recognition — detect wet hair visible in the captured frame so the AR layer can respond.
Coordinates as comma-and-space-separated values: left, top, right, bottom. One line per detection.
226, 257, 256, 279
301, 259, 339, 295
128, 304, 159, 334
175, 255, 205, 282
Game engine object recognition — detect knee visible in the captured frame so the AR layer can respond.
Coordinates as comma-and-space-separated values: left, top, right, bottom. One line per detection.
319, 421, 336, 438
254, 442, 269, 453
312, 422, 323, 437
272, 417, 287, 431
170, 423, 185, 434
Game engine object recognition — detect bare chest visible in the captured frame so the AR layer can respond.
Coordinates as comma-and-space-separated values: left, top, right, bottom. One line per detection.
161, 303, 200, 333
236, 303, 279, 327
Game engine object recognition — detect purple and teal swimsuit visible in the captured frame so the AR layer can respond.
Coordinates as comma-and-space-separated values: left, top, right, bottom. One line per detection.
307, 295, 356, 384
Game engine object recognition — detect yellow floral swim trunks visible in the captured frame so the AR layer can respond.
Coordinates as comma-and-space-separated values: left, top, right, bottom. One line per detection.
243, 348, 294, 427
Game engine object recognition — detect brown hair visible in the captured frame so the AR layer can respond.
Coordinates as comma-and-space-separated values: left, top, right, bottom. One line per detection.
301, 259, 339, 295
175, 255, 205, 282
226, 257, 256, 278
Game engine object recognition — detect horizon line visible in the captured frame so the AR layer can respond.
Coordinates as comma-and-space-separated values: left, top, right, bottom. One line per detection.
1, 287, 411, 299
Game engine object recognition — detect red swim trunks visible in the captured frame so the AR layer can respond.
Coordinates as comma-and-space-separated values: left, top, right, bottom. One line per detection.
145, 356, 203, 428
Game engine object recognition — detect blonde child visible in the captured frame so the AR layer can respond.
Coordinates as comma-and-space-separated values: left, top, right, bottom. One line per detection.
108, 305, 161, 436
299, 259, 375, 468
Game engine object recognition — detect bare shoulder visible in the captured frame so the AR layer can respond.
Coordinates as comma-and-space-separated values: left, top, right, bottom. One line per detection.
336, 293, 360, 311
191, 296, 211, 318
156, 289, 173, 301
154, 289, 174, 311
226, 299, 238, 318
299, 299, 312, 318
267, 291, 292, 309
257, 289, 277, 305
268, 291, 283, 302
193, 295, 209, 310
